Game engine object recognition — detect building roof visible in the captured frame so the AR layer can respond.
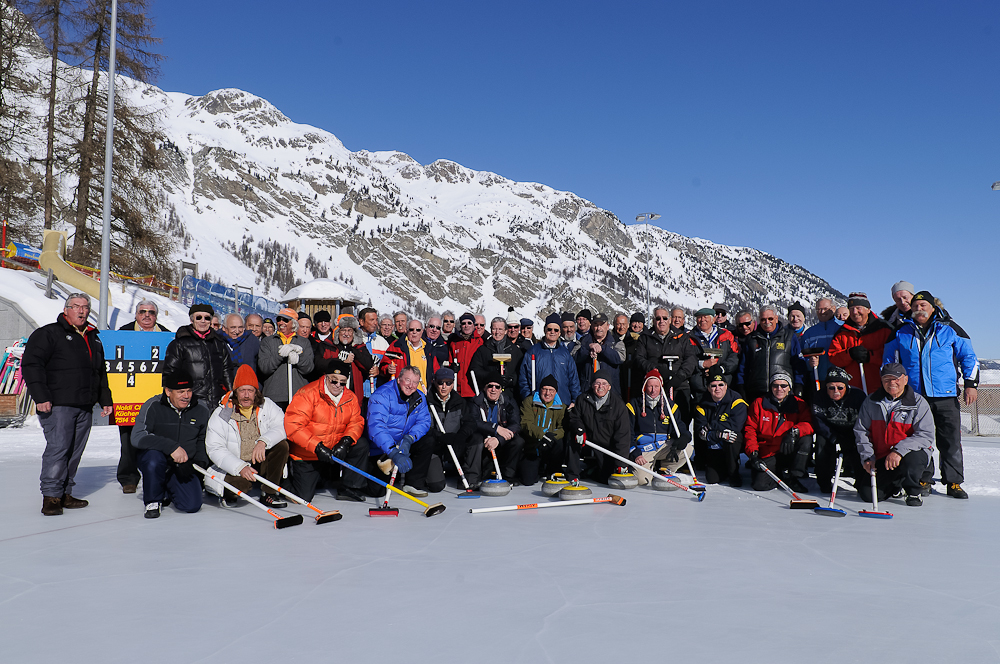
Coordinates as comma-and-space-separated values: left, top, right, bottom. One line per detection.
282, 279, 365, 303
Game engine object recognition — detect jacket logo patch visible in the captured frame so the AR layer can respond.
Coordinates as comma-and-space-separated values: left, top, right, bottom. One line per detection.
65, 335, 73, 341
775, 343, 785, 350
720, 414, 728, 422
189, 419, 198, 425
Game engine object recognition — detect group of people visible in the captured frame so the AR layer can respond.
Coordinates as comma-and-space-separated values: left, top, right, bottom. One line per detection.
21, 276, 980, 518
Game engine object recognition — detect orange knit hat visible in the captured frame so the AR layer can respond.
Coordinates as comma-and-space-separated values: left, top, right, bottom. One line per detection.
233, 364, 259, 390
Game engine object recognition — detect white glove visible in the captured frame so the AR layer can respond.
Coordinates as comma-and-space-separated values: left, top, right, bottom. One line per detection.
720, 430, 738, 443
288, 352, 299, 366
277, 344, 294, 358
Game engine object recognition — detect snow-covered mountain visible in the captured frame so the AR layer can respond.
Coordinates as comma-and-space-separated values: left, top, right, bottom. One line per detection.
9, 26, 843, 322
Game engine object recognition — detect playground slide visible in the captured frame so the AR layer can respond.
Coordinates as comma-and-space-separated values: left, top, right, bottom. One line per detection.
38, 230, 110, 307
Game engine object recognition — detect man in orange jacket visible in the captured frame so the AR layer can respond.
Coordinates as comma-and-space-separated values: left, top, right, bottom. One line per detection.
284, 360, 371, 502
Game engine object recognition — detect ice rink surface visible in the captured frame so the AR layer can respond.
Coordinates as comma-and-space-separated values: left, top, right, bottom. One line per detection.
2, 425, 1000, 663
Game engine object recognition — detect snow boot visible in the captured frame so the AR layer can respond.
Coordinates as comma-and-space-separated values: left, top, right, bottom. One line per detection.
41, 496, 63, 516
62, 494, 88, 509
261, 493, 287, 508
905, 493, 922, 507
144, 502, 161, 519
946, 483, 968, 499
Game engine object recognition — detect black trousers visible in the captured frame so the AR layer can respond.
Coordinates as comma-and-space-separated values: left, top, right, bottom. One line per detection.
701, 437, 741, 485
750, 436, 813, 490
470, 433, 524, 482
396, 435, 438, 491
117, 426, 140, 487
813, 433, 863, 491
567, 439, 622, 484
858, 450, 930, 502
925, 397, 964, 485
286, 436, 370, 501
518, 436, 567, 485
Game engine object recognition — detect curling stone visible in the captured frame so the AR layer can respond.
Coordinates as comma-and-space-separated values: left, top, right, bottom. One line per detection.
559, 483, 593, 500
480, 478, 512, 497
542, 473, 570, 497
651, 474, 681, 491
607, 471, 638, 490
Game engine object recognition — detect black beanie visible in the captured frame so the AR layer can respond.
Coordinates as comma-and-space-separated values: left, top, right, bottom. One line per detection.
540, 374, 559, 391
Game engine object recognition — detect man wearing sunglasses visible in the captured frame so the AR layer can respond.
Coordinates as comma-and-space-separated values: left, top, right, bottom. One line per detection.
118, 300, 170, 332
633, 306, 698, 426
408, 368, 478, 493
470, 370, 525, 484
286, 360, 371, 502
518, 313, 582, 407
163, 303, 235, 409
735, 306, 805, 405
693, 371, 748, 487
470, 316, 524, 397
449, 312, 483, 398
422, 316, 450, 370
440, 311, 457, 340
382, 319, 441, 394
744, 371, 814, 492
257, 307, 315, 410
576, 313, 625, 394
810, 366, 865, 493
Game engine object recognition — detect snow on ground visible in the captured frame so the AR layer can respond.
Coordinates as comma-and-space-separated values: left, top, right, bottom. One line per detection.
2, 424, 1000, 663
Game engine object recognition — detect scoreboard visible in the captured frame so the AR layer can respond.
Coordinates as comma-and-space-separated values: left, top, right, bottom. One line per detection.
101, 331, 175, 426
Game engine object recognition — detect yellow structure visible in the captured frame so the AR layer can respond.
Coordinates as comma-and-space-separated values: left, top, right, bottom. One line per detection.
38, 230, 109, 306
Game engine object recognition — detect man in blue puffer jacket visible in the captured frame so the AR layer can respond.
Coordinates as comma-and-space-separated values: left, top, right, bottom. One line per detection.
365, 365, 433, 496
519, 313, 582, 406
882, 291, 979, 499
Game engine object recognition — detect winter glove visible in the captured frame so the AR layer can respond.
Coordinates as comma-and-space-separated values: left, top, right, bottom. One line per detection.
699, 427, 709, 440
330, 436, 354, 460
397, 434, 415, 455
338, 350, 353, 363
539, 433, 557, 454
388, 446, 413, 474
287, 351, 299, 366
747, 451, 762, 470
670, 437, 687, 453
793, 384, 803, 398
278, 344, 295, 358
174, 460, 194, 483
719, 429, 738, 443
780, 427, 800, 455
848, 346, 870, 364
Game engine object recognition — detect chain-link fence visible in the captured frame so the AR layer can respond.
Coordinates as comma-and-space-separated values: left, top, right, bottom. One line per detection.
961, 385, 1000, 436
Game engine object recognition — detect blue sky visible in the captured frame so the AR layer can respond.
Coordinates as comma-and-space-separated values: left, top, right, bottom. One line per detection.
153, 1, 999, 356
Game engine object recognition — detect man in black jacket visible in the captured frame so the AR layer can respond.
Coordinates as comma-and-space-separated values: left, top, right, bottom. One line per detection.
566, 370, 632, 484
131, 370, 210, 518
22, 293, 113, 516
163, 304, 235, 408
469, 371, 524, 483
409, 368, 478, 492
693, 372, 748, 486
736, 307, 805, 404
469, 318, 524, 399
810, 366, 866, 492
632, 306, 698, 425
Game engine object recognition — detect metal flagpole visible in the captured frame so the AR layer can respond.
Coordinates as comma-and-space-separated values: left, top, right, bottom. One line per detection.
97, 0, 119, 330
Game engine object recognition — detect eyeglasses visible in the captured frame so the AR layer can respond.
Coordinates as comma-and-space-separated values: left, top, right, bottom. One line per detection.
435, 380, 454, 386
761, 316, 776, 322
443, 319, 455, 324
771, 383, 790, 390
827, 385, 846, 391
426, 324, 441, 330
276, 316, 291, 323
485, 383, 501, 390
66, 303, 91, 311
461, 320, 474, 326
508, 325, 520, 329
408, 327, 422, 332
327, 377, 348, 386
474, 323, 485, 327
655, 316, 670, 321
137, 309, 156, 315
545, 326, 561, 333
737, 321, 753, 327
193, 315, 211, 321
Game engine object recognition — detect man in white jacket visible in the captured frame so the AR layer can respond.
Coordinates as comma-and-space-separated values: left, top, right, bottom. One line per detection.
205, 364, 289, 508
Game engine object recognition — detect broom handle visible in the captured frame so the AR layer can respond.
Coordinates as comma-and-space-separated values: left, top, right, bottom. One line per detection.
193, 465, 284, 519
870, 467, 879, 512
490, 447, 504, 482
859, 362, 867, 393
531, 355, 536, 392
828, 455, 843, 508
430, 405, 470, 491
471, 496, 615, 514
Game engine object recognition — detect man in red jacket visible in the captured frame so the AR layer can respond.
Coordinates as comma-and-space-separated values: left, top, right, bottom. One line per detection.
449, 312, 483, 397
744, 371, 815, 492
828, 292, 893, 394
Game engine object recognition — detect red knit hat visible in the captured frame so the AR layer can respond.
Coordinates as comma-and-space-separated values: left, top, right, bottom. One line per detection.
233, 364, 258, 390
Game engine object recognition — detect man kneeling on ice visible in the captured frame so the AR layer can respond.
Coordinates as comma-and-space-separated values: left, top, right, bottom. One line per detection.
285, 360, 370, 502
519, 374, 567, 486
627, 369, 691, 484
566, 371, 631, 487
853, 363, 935, 507
131, 370, 210, 519
743, 371, 815, 492
204, 365, 289, 508
350, 365, 432, 498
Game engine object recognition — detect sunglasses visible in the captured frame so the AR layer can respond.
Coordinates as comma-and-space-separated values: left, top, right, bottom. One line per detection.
408, 327, 423, 332
771, 383, 790, 389
545, 326, 561, 333
426, 324, 441, 330
474, 323, 485, 327
761, 316, 776, 322
193, 315, 212, 321
137, 309, 156, 315
461, 320, 474, 326
327, 377, 348, 386
508, 325, 520, 329
435, 380, 454, 386
655, 316, 670, 321
276, 316, 291, 323
485, 384, 502, 390
827, 385, 846, 391
737, 321, 753, 327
